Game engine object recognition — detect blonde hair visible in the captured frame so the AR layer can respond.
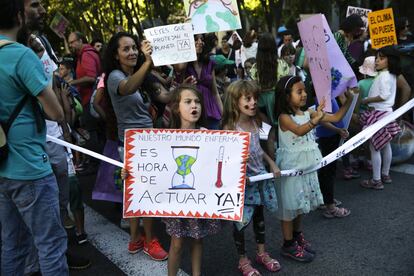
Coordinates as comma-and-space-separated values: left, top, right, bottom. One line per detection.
222, 80, 260, 130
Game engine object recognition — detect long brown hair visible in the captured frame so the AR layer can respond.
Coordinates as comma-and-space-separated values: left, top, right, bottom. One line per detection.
169, 85, 205, 129
256, 33, 278, 90
222, 80, 261, 130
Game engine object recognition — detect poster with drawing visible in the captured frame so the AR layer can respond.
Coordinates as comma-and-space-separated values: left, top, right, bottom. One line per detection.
184, 0, 242, 34
298, 14, 332, 112
49, 12, 69, 38
321, 15, 358, 98
144, 23, 197, 66
123, 129, 250, 222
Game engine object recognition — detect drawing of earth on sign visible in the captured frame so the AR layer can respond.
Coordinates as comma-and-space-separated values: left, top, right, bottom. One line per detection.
186, 0, 242, 34
170, 146, 199, 189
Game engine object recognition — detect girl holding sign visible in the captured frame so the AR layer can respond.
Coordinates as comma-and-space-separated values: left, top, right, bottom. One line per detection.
360, 46, 401, 190
222, 80, 281, 275
163, 85, 222, 276
274, 76, 354, 262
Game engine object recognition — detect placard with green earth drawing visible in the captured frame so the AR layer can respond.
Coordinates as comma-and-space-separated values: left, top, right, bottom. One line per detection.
184, 0, 242, 34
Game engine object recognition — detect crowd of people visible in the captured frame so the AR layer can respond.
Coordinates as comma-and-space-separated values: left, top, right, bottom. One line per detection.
1, 0, 414, 275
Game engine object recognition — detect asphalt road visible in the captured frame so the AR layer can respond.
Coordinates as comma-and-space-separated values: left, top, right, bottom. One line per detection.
70, 158, 414, 276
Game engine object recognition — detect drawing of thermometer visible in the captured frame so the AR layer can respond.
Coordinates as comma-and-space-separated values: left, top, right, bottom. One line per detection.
215, 146, 224, 188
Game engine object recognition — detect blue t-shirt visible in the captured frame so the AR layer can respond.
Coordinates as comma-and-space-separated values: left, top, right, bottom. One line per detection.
315, 99, 345, 138
0, 35, 51, 180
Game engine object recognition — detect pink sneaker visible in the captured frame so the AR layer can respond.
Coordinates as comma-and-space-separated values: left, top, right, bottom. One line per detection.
128, 236, 144, 254
144, 238, 168, 261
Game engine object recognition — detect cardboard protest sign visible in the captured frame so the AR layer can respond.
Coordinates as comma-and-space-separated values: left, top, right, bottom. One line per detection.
368, 8, 397, 49
144, 23, 197, 66
298, 15, 332, 111
184, 0, 242, 34
322, 15, 358, 97
123, 129, 250, 222
346, 6, 372, 30
49, 12, 69, 38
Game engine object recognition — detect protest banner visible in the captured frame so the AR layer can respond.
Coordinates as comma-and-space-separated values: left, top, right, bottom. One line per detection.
123, 129, 250, 222
368, 8, 397, 49
49, 12, 69, 38
298, 14, 332, 111
322, 15, 358, 98
184, 0, 242, 34
144, 23, 197, 66
346, 6, 372, 30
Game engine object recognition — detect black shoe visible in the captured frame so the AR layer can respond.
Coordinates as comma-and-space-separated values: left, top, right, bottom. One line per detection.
76, 233, 88, 245
281, 241, 314, 262
66, 253, 91, 270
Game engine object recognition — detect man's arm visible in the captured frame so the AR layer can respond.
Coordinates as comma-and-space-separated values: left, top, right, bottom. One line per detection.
69, 76, 96, 87
36, 85, 64, 122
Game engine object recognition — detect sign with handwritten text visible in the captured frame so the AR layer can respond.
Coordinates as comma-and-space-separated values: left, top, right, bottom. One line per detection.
346, 6, 372, 30
144, 23, 197, 66
123, 129, 250, 222
298, 14, 332, 111
368, 8, 397, 49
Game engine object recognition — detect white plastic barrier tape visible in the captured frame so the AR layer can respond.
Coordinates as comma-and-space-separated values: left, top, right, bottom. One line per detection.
46, 135, 124, 168
249, 98, 414, 182
48, 98, 414, 182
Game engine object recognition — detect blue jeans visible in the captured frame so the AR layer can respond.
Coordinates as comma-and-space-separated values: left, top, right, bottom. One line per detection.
0, 174, 68, 276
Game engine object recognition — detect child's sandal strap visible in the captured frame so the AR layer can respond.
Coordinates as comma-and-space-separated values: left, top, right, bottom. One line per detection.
238, 259, 261, 276
256, 252, 281, 272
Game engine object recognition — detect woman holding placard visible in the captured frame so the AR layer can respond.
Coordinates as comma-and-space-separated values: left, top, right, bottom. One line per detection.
174, 34, 223, 130
103, 32, 169, 261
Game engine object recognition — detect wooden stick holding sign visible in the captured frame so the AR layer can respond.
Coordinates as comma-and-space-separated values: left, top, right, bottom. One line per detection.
123, 129, 250, 222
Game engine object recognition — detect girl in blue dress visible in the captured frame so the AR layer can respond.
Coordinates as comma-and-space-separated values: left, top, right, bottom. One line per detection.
222, 80, 281, 276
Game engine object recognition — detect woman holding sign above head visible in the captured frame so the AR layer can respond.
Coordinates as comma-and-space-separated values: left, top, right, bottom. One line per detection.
274, 76, 355, 262
162, 85, 222, 276
103, 32, 170, 261
174, 34, 223, 130
222, 80, 281, 276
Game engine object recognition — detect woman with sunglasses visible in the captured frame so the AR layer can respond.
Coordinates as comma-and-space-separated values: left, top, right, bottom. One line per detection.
103, 32, 169, 261
396, 17, 414, 45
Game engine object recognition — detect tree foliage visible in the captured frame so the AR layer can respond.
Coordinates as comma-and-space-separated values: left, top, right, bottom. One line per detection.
42, 0, 411, 52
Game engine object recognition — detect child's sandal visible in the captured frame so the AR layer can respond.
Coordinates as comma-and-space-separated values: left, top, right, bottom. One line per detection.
256, 252, 281, 272
238, 258, 261, 276
323, 206, 351, 218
